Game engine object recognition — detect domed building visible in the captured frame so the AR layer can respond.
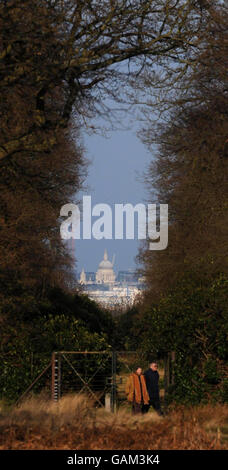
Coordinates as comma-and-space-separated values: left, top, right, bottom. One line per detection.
96, 249, 116, 284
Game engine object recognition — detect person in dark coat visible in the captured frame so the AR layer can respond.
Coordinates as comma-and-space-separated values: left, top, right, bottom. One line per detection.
143, 361, 163, 416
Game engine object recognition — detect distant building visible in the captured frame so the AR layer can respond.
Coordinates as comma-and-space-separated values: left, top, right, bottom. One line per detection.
87, 285, 142, 307
95, 249, 115, 284
85, 272, 96, 283
79, 269, 96, 284
80, 249, 115, 285
117, 269, 139, 283
78, 249, 145, 306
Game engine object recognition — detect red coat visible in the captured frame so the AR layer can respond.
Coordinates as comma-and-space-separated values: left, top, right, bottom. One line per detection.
125, 373, 149, 404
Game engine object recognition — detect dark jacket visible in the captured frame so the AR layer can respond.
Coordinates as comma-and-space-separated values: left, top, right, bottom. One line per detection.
144, 369, 160, 400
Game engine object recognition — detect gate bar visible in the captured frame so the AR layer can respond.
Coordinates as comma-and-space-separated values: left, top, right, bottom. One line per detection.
15, 361, 52, 406
51, 352, 61, 402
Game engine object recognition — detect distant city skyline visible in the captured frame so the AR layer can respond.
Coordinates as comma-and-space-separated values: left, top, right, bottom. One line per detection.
72, 240, 139, 275
77, 247, 145, 307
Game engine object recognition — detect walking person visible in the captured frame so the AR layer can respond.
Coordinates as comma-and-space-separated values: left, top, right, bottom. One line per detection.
125, 367, 149, 414
143, 361, 164, 416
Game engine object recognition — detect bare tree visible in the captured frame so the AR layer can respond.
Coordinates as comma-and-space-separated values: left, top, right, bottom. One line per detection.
0, 0, 208, 296
138, 3, 228, 297
0, 0, 207, 162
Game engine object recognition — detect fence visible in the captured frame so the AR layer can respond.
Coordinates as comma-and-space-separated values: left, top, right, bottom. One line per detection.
51, 350, 114, 409
15, 350, 175, 411
50, 350, 173, 411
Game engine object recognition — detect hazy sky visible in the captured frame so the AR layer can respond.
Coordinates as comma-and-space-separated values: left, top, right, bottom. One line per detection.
71, 121, 152, 275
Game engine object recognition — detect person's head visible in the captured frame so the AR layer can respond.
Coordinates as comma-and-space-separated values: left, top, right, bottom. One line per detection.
149, 361, 158, 371
135, 367, 142, 376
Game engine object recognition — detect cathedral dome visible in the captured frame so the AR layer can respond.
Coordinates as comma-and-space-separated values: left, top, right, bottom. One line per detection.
98, 259, 113, 269
96, 249, 115, 284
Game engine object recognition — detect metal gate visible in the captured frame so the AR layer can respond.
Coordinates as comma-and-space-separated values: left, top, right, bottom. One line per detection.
15, 350, 174, 411
51, 350, 168, 411
51, 351, 115, 410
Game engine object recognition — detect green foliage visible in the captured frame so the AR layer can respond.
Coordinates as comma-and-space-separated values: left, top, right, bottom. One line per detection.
0, 288, 113, 403
135, 7, 228, 406
113, 306, 140, 350
127, 274, 228, 404
1, 285, 114, 341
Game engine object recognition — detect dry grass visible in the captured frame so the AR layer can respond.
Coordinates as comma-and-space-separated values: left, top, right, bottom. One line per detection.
0, 394, 227, 450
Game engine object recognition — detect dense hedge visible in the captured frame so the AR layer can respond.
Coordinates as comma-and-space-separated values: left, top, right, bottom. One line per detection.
0, 287, 113, 403
122, 274, 228, 404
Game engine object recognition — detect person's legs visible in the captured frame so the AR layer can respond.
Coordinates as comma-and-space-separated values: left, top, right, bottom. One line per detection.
150, 398, 163, 416
132, 402, 142, 414
142, 404, 150, 413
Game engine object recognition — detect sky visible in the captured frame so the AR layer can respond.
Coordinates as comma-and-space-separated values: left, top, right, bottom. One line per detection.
70, 120, 153, 276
